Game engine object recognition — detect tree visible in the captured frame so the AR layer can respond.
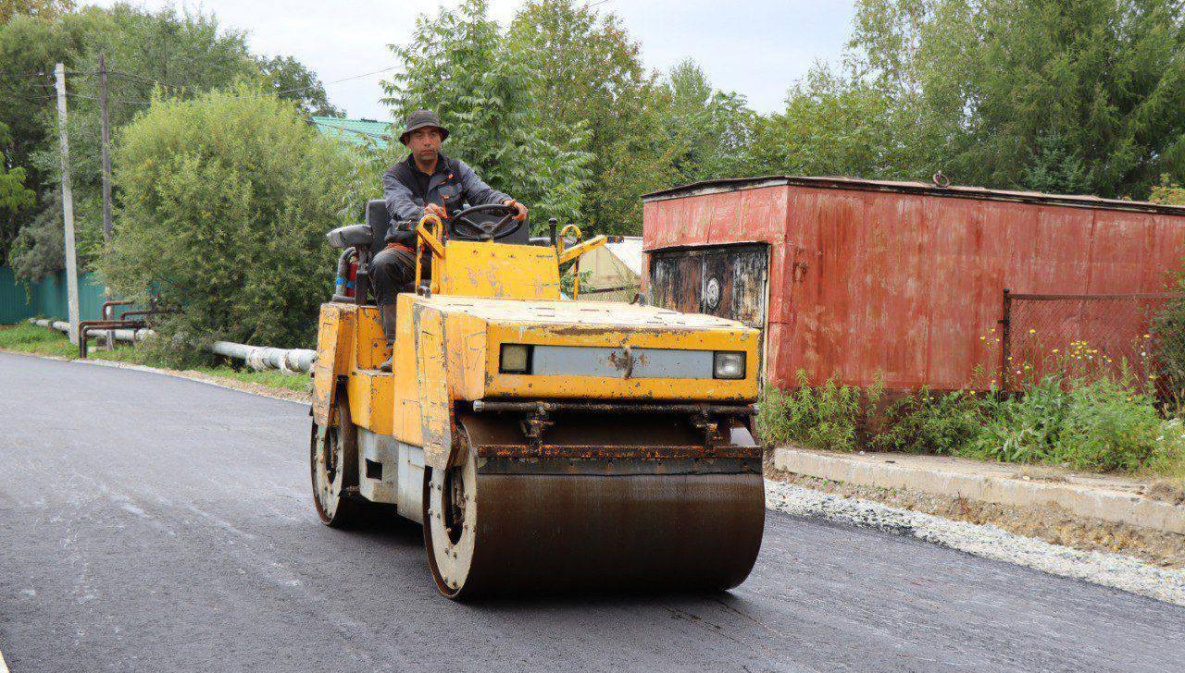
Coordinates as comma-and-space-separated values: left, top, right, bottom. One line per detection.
849, 0, 1185, 197
657, 59, 755, 184
257, 54, 343, 118
0, 0, 72, 25
0, 122, 34, 214
509, 0, 667, 234
748, 63, 923, 180
3, 4, 261, 280
0, 10, 90, 263
101, 87, 359, 348
383, 0, 590, 230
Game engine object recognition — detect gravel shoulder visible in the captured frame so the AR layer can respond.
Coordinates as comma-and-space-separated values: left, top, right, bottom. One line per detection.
765, 477, 1185, 607
770, 469, 1185, 569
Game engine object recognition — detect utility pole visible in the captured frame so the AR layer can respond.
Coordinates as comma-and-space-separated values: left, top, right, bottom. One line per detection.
99, 54, 112, 244
99, 54, 114, 350
54, 63, 81, 346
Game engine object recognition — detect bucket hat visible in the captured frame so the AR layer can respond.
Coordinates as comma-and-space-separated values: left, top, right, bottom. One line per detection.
400, 109, 450, 144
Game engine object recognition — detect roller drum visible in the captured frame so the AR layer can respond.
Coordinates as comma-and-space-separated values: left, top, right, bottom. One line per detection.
423, 413, 765, 599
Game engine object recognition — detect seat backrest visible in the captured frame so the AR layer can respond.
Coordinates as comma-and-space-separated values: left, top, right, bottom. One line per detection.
365, 199, 392, 256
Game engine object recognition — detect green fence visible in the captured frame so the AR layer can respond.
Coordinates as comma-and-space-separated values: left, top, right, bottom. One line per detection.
0, 266, 112, 324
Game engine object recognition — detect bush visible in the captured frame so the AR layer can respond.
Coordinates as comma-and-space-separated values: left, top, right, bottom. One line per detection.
758, 372, 872, 452
758, 368, 1185, 475
1057, 379, 1184, 472
965, 377, 1070, 464
871, 388, 983, 455
964, 375, 1185, 473
101, 86, 362, 348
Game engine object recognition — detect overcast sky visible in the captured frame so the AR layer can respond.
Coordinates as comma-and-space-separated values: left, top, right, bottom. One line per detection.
86, 0, 857, 120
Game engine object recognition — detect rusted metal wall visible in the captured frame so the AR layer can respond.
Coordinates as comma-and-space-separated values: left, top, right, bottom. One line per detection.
643, 181, 1185, 391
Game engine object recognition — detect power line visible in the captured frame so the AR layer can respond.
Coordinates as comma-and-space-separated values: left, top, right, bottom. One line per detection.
2, 63, 403, 108
106, 64, 401, 100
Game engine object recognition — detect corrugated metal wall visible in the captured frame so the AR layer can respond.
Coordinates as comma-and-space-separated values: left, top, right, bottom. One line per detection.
0, 266, 110, 324
642, 183, 1185, 391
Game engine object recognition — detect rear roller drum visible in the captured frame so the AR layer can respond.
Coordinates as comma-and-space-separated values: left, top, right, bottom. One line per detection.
423, 442, 480, 599
310, 393, 361, 527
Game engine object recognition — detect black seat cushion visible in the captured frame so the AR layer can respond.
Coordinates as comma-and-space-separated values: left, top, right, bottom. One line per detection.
325, 223, 373, 249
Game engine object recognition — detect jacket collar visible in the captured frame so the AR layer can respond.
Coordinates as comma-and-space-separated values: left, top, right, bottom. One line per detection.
406, 151, 450, 177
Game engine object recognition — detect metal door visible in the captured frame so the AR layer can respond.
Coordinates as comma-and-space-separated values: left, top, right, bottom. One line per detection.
648, 243, 769, 330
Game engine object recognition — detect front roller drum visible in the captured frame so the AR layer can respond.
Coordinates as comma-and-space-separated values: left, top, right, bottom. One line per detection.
423, 436, 764, 600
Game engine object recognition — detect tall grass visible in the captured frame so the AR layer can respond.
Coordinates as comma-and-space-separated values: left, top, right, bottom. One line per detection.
761, 369, 1185, 476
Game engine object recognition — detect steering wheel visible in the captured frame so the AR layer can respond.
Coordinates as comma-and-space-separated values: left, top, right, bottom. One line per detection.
450, 203, 524, 241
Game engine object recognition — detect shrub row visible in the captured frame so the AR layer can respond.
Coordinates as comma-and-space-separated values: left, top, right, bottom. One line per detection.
758, 372, 1185, 476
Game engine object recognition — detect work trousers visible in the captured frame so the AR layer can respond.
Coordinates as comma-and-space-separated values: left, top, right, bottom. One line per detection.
370, 246, 431, 306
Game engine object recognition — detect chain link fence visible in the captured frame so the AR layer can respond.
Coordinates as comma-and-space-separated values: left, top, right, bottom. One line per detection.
1000, 291, 1185, 399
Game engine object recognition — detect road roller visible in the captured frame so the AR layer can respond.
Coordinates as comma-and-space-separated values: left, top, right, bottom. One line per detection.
310, 201, 764, 599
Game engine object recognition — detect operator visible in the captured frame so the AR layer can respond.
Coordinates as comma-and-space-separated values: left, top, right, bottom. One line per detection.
374, 109, 528, 371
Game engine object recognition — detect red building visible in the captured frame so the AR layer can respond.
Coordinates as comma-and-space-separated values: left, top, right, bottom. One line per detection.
641, 176, 1185, 391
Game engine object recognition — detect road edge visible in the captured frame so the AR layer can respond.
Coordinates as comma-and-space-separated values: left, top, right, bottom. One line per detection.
0, 348, 309, 406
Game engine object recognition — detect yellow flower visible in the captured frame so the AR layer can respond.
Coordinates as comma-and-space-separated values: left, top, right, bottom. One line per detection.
1144, 334, 1152, 339
1051, 348, 1059, 354
980, 336, 986, 341
1029, 329, 1036, 334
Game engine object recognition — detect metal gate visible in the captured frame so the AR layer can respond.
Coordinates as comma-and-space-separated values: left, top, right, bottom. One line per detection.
648, 243, 769, 330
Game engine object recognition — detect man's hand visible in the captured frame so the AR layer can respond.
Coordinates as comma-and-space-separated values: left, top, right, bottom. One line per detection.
423, 203, 447, 221
503, 199, 528, 221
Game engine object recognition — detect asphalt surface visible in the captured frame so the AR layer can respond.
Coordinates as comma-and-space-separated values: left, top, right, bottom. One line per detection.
1, 352, 1183, 673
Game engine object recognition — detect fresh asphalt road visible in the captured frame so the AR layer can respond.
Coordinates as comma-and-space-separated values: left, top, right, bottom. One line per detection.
1, 352, 1183, 673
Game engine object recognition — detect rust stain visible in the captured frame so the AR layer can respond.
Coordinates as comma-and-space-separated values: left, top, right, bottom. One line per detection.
645, 182, 1185, 392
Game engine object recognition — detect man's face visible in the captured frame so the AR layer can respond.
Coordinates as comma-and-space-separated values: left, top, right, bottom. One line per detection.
407, 127, 443, 164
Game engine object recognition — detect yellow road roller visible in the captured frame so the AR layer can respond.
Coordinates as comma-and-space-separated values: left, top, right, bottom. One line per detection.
310, 202, 764, 599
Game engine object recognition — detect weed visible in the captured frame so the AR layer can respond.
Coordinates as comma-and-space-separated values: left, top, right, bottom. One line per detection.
759, 371, 866, 452
872, 388, 982, 455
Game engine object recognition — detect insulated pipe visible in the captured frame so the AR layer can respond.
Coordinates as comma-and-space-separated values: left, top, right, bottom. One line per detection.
33, 318, 152, 343
210, 341, 317, 374
29, 318, 316, 374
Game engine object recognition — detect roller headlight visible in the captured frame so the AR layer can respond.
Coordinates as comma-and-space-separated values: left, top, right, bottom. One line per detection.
713, 351, 745, 380
499, 344, 533, 374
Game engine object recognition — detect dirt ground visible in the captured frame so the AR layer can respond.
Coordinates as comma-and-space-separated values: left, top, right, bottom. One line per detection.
766, 463, 1185, 569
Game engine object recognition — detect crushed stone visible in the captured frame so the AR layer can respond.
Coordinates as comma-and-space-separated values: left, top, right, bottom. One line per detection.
766, 479, 1185, 607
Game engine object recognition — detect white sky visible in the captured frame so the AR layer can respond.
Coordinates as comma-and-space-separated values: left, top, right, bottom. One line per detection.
85, 0, 857, 120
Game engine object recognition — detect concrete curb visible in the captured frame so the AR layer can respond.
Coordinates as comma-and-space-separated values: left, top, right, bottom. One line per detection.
771, 446, 1185, 535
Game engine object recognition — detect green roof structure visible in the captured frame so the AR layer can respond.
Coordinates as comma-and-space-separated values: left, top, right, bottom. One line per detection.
311, 116, 393, 149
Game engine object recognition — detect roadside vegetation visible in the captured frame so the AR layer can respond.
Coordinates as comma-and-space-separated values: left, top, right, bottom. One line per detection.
760, 371, 1185, 481
0, 322, 309, 393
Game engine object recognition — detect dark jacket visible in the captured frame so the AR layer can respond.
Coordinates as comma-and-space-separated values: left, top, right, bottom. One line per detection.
381, 152, 510, 246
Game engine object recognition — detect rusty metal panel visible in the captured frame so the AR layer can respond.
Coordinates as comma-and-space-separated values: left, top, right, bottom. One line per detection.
643, 179, 1185, 392
649, 252, 702, 315
642, 185, 787, 255
648, 244, 768, 330
413, 304, 452, 469
311, 303, 354, 427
